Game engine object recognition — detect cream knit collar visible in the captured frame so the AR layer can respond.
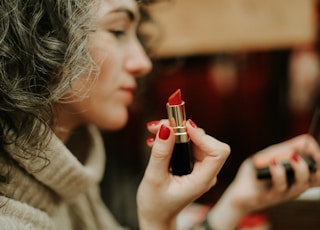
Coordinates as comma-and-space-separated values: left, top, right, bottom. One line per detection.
5, 125, 106, 202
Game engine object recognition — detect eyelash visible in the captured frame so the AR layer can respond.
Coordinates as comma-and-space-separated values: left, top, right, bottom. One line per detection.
109, 30, 126, 38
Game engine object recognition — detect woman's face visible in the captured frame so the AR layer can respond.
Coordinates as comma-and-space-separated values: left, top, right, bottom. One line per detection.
58, 0, 152, 132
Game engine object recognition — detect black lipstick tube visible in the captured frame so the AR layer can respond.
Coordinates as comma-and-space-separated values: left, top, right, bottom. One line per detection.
167, 101, 193, 175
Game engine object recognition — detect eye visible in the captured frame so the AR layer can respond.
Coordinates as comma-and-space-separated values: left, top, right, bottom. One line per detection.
109, 30, 126, 38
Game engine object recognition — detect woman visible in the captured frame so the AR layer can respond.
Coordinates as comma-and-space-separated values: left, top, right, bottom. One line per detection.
0, 0, 229, 229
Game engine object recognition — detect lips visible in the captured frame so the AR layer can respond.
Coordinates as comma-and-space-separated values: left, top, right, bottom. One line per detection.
122, 85, 136, 93
121, 85, 136, 96
120, 86, 136, 104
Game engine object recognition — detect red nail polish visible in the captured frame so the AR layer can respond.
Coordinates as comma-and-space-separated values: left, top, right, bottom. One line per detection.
188, 119, 197, 128
147, 120, 160, 127
146, 136, 155, 144
159, 125, 170, 140
291, 153, 299, 162
271, 158, 277, 166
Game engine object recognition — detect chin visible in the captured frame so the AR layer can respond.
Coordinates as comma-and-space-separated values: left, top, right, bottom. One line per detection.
99, 112, 129, 131
109, 120, 128, 131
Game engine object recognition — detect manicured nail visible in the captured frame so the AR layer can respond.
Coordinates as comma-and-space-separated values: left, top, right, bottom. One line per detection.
159, 125, 170, 140
271, 158, 277, 166
188, 119, 197, 128
147, 120, 160, 127
146, 136, 155, 144
291, 153, 299, 162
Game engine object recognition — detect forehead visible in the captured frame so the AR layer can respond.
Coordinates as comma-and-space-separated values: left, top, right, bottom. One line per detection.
98, 0, 138, 16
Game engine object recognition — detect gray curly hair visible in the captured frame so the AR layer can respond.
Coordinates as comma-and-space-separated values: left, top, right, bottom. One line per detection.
0, 0, 158, 174
0, 0, 95, 155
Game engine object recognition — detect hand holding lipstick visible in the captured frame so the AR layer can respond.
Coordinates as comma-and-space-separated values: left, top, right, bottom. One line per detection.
138, 119, 230, 230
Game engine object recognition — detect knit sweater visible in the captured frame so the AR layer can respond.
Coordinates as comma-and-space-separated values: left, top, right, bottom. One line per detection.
0, 125, 127, 230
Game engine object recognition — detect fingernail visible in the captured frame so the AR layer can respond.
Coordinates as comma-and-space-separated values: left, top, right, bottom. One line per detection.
291, 153, 299, 162
146, 136, 155, 144
271, 158, 277, 166
188, 119, 197, 128
159, 125, 170, 140
147, 120, 160, 127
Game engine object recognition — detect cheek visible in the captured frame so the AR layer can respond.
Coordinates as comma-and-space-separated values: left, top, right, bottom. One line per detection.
86, 59, 129, 130
87, 96, 129, 130
89, 57, 119, 104
90, 45, 121, 87
80, 40, 129, 129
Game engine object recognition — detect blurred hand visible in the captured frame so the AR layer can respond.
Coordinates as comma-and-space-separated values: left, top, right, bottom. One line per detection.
207, 134, 320, 230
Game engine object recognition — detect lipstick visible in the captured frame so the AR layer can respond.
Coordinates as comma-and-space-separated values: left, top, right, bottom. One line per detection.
166, 89, 193, 175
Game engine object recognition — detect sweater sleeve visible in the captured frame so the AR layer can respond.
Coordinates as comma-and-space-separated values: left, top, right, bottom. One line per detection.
0, 216, 39, 230
0, 197, 53, 230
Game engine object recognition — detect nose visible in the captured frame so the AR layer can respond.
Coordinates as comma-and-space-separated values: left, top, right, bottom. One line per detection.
125, 38, 152, 78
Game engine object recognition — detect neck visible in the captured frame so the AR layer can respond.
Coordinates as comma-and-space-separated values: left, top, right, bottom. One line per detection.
53, 104, 83, 143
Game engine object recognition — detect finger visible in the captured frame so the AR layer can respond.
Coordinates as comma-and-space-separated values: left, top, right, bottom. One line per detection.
253, 134, 320, 168
186, 120, 230, 189
269, 158, 287, 192
146, 119, 169, 134
145, 136, 155, 148
146, 120, 160, 132
289, 153, 310, 193
297, 134, 320, 178
276, 134, 320, 159
187, 119, 230, 160
144, 124, 175, 182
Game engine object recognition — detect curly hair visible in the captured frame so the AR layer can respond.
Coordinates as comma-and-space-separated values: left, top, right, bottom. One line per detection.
0, 0, 161, 173
0, 0, 95, 156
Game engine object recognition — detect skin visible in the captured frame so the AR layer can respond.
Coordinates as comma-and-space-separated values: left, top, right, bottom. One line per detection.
54, 0, 152, 142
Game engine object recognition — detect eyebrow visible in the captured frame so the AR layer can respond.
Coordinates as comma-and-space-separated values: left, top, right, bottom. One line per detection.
110, 7, 135, 21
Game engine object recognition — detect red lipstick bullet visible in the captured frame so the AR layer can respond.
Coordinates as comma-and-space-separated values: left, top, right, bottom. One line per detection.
167, 89, 193, 175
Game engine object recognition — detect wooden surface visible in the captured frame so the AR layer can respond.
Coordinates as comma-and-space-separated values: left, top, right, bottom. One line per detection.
146, 0, 317, 57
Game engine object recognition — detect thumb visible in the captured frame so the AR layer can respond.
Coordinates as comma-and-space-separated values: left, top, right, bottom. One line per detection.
145, 124, 175, 181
